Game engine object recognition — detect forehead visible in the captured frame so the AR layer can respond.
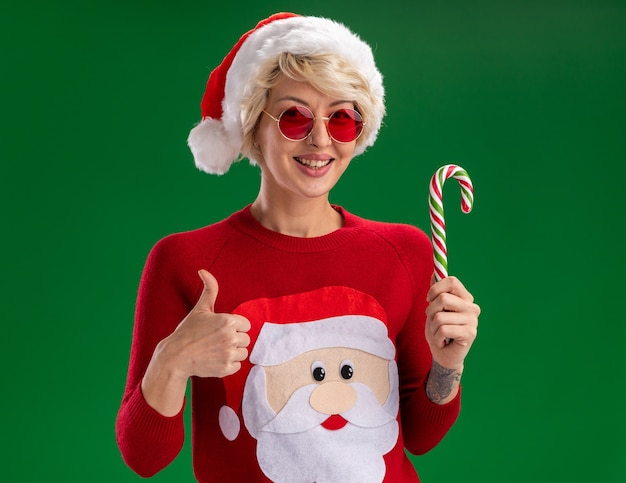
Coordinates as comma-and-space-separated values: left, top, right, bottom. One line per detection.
267, 77, 351, 108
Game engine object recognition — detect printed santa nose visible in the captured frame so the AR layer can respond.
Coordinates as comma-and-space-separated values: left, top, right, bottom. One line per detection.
309, 381, 357, 415
308, 360, 357, 417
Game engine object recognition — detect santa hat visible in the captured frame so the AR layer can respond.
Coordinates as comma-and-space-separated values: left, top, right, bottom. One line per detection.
187, 12, 385, 175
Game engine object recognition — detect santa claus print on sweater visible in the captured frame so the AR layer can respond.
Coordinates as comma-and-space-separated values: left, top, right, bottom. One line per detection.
217, 285, 400, 483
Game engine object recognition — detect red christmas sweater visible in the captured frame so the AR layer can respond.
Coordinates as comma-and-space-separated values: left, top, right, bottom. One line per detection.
116, 205, 460, 482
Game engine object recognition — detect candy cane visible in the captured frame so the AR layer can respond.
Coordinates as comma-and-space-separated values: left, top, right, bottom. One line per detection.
429, 164, 474, 281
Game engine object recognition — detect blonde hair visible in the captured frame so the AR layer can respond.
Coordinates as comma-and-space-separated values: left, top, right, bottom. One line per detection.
240, 52, 385, 164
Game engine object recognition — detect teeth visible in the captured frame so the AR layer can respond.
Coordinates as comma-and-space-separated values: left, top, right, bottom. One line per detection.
296, 158, 331, 169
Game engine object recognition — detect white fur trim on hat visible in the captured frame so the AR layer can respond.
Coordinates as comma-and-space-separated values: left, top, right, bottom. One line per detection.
250, 315, 396, 367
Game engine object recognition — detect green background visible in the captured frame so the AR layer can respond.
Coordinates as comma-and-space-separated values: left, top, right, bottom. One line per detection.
2, 0, 625, 481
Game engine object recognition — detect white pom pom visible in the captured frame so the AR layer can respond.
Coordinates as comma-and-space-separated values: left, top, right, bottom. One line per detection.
218, 405, 240, 441
187, 118, 240, 175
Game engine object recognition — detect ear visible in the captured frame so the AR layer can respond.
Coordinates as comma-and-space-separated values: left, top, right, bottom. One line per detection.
248, 138, 263, 168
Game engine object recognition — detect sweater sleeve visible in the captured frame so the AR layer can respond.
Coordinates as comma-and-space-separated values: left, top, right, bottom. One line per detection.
115, 235, 197, 477
392, 225, 461, 455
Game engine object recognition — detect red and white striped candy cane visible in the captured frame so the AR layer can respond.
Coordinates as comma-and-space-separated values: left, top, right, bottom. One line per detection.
429, 164, 474, 281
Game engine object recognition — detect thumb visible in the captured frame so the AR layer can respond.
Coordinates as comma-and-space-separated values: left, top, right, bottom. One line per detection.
427, 272, 437, 302
195, 269, 219, 313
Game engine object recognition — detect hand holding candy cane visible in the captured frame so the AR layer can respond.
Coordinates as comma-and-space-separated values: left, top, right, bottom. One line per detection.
424, 165, 479, 389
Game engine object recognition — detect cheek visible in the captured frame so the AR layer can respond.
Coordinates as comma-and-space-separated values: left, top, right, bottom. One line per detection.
256, 118, 291, 150
352, 357, 391, 406
257, 137, 292, 169
337, 143, 356, 164
264, 363, 314, 414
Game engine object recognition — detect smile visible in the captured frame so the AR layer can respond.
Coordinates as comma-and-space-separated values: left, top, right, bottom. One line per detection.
295, 157, 333, 169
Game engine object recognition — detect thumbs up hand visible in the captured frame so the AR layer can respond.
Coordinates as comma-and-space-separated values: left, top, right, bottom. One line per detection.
141, 270, 251, 416
167, 269, 252, 379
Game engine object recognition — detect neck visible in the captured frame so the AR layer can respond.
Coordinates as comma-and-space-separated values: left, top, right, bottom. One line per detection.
250, 194, 343, 238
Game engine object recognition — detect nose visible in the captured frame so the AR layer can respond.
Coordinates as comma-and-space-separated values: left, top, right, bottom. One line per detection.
307, 116, 333, 147
309, 381, 357, 414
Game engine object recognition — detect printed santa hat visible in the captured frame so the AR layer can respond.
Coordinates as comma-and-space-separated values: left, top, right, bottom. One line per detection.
187, 12, 385, 175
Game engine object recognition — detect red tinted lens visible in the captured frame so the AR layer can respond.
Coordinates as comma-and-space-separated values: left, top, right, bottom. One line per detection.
328, 109, 364, 142
278, 106, 314, 140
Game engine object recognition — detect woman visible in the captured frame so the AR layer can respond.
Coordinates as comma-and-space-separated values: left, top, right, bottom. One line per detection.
116, 12, 480, 482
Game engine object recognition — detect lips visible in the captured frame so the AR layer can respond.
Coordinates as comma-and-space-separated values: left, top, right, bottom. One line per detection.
321, 414, 348, 430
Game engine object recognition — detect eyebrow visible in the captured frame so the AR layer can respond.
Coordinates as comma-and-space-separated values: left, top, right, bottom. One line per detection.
276, 96, 354, 107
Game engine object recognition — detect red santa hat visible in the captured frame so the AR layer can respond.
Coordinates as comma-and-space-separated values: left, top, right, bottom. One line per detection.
187, 12, 385, 175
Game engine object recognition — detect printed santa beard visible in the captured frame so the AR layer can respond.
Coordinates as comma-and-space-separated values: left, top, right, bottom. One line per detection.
242, 362, 399, 483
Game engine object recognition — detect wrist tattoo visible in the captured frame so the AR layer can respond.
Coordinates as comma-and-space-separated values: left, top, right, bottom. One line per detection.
426, 360, 461, 404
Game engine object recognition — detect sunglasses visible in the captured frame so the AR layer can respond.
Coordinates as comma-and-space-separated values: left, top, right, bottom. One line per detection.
262, 105, 365, 143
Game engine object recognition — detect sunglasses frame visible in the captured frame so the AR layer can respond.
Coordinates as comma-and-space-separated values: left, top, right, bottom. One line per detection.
262, 105, 366, 143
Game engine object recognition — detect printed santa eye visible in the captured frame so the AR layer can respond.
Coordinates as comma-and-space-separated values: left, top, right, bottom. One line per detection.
311, 361, 326, 382
340, 360, 354, 380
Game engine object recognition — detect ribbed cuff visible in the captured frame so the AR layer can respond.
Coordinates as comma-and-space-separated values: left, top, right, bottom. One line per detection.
402, 385, 461, 455
415, 383, 461, 426
120, 385, 186, 443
